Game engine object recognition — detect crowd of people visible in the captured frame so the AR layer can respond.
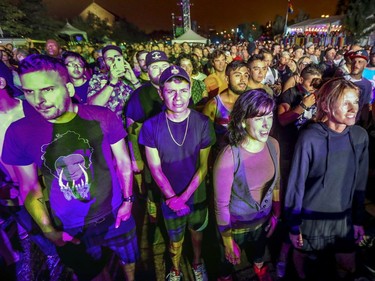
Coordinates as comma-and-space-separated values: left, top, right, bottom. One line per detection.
0, 37, 375, 281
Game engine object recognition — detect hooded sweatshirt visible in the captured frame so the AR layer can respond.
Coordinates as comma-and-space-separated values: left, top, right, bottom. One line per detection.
285, 122, 369, 234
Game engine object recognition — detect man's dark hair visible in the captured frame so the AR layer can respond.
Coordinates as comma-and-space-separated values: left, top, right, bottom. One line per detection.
271, 43, 280, 52
18, 54, 70, 83
259, 48, 272, 56
300, 64, 322, 80
225, 60, 248, 77
247, 54, 264, 67
136, 50, 148, 60
61, 51, 92, 81
210, 50, 226, 63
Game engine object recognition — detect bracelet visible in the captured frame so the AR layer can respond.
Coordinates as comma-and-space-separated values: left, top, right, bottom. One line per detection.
123, 195, 135, 203
165, 194, 176, 200
272, 214, 280, 221
107, 80, 117, 88
299, 102, 310, 110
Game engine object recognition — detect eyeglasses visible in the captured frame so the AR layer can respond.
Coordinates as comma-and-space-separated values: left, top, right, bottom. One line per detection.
66, 62, 84, 68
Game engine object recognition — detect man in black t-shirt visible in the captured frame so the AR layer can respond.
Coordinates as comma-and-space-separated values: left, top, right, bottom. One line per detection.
140, 66, 215, 281
3, 55, 138, 281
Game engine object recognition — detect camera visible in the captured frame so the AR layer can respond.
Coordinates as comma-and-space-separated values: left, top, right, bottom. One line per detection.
113, 56, 126, 76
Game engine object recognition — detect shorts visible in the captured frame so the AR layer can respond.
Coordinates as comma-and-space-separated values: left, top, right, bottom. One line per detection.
232, 223, 268, 263
218, 222, 268, 277
56, 210, 139, 280
299, 215, 355, 253
162, 202, 208, 242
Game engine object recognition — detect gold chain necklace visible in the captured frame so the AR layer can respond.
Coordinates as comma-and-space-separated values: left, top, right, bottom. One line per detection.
165, 113, 190, 147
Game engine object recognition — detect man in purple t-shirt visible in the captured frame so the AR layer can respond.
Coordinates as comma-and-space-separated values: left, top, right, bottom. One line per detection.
2, 55, 138, 281
139, 66, 215, 281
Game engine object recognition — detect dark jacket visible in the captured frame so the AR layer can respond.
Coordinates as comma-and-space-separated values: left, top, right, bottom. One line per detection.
285, 122, 369, 234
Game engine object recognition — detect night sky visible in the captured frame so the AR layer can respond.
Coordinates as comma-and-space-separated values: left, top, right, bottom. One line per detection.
44, 0, 339, 33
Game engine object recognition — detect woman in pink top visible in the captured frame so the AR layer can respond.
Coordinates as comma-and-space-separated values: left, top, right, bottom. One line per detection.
214, 89, 281, 281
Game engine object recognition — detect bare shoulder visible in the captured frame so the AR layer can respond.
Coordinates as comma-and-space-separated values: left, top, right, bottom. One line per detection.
202, 97, 218, 118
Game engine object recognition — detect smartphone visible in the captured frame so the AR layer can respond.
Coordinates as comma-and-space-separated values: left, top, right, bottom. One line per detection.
113, 56, 126, 76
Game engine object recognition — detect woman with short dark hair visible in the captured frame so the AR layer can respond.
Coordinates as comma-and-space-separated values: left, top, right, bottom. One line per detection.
214, 89, 280, 281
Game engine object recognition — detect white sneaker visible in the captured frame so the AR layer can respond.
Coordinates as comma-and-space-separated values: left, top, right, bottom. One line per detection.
166, 268, 182, 281
192, 263, 208, 281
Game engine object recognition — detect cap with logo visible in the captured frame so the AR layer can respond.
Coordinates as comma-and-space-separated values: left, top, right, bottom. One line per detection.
145, 51, 169, 67
159, 65, 190, 87
344, 50, 355, 58
350, 49, 369, 61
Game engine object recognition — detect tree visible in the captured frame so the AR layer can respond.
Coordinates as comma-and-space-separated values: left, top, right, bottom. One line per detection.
238, 22, 263, 41
272, 15, 286, 36
344, 0, 375, 41
0, 0, 32, 37
17, 0, 64, 40
72, 12, 112, 44
293, 10, 310, 24
112, 19, 147, 43
335, 0, 350, 15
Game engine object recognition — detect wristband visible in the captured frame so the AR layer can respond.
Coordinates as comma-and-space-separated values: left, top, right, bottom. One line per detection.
166, 194, 176, 200
107, 80, 117, 88
299, 102, 310, 110
272, 214, 280, 222
123, 195, 135, 203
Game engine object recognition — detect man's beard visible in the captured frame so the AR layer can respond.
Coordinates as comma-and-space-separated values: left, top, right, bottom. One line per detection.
229, 84, 246, 95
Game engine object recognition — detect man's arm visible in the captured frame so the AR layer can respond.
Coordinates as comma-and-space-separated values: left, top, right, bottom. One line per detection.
111, 139, 134, 227
15, 164, 53, 233
177, 147, 211, 203
87, 82, 117, 106
202, 97, 217, 122
277, 103, 304, 126
14, 164, 79, 246
144, 146, 176, 200
278, 90, 316, 126
126, 117, 144, 173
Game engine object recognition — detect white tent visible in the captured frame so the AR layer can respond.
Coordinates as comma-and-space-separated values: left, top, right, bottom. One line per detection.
172, 29, 207, 44
58, 22, 88, 42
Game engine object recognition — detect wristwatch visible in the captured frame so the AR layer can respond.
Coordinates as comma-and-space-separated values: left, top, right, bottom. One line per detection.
299, 102, 310, 110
